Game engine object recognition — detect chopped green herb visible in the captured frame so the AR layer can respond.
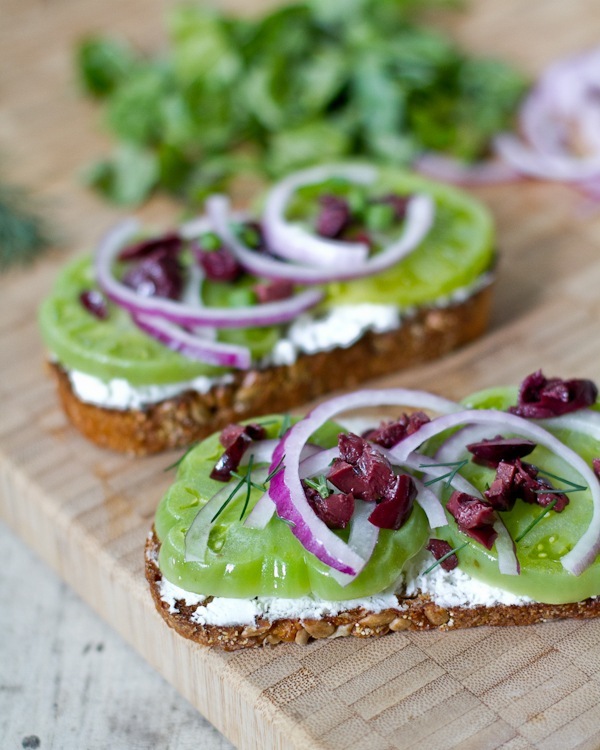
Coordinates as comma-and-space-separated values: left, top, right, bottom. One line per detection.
515, 498, 558, 543
420, 459, 469, 487
75, 0, 527, 206
423, 541, 468, 575
304, 474, 331, 499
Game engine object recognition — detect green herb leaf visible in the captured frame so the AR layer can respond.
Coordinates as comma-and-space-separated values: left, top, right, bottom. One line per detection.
0, 183, 53, 272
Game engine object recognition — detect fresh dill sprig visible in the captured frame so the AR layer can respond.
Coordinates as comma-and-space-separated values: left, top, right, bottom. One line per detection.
534, 469, 587, 493
210, 453, 286, 523
304, 474, 330, 499
423, 541, 468, 575
420, 459, 468, 488
515, 498, 558, 542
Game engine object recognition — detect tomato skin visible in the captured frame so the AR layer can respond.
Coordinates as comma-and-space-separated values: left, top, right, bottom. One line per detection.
433, 387, 600, 605
155, 415, 428, 600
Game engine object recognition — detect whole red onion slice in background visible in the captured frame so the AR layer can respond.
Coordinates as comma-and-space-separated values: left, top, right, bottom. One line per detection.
414, 153, 523, 186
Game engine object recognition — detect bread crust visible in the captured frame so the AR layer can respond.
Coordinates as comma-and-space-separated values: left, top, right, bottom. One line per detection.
50, 282, 493, 454
145, 530, 600, 652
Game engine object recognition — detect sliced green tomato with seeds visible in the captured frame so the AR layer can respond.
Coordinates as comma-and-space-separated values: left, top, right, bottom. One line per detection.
432, 387, 600, 604
155, 415, 428, 599
39, 170, 493, 383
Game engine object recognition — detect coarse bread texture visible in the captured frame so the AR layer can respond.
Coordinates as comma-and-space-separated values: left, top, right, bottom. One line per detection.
145, 530, 600, 652
49, 282, 492, 454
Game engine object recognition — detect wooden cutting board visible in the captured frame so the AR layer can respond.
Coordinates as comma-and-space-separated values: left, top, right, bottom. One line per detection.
2, 1, 600, 748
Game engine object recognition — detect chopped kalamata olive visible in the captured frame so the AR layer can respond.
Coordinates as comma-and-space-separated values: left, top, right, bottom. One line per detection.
484, 459, 569, 513
316, 194, 351, 238
79, 289, 108, 320
254, 280, 294, 304
356, 444, 395, 499
446, 491, 497, 549
197, 247, 242, 283
467, 435, 537, 468
363, 411, 430, 449
593, 458, 600, 479
368, 473, 416, 530
426, 539, 458, 571
327, 459, 375, 501
122, 249, 184, 300
118, 231, 182, 261
338, 433, 365, 465
304, 483, 354, 529
210, 422, 267, 482
510, 370, 598, 419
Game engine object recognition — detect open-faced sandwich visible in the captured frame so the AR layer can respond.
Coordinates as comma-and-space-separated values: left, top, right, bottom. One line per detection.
39, 164, 494, 454
146, 372, 600, 650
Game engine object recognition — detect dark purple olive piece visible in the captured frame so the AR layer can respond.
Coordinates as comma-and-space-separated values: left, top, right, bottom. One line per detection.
197, 247, 242, 283
368, 473, 416, 530
363, 412, 430, 449
304, 484, 355, 529
79, 289, 108, 320
118, 231, 182, 261
467, 435, 536, 468
509, 370, 598, 418
426, 539, 458, 571
210, 422, 268, 482
122, 249, 184, 300
446, 491, 498, 550
254, 280, 294, 304
315, 194, 351, 238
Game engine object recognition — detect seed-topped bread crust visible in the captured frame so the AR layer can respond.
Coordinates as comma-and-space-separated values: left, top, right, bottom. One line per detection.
50, 283, 492, 455
145, 529, 600, 652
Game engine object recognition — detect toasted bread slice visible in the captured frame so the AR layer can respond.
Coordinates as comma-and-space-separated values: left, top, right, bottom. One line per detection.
145, 529, 600, 651
49, 282, 491, 455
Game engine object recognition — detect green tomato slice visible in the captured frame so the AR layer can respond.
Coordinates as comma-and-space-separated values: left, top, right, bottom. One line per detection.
432, 386, 600, 604
155, 415, 428, 599
39, 170, 493, 384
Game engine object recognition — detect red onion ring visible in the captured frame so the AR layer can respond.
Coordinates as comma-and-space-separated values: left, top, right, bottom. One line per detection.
206, 192, 435, 284
414, 153, 522, 186
132, 313, 252, 369
95, 220, 324, 328
267, 389, 460, 576
261, 164, 377, 267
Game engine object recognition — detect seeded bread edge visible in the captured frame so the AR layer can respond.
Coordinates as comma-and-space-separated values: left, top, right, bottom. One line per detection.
145, 529, 600, 652
48, 282, 493, 455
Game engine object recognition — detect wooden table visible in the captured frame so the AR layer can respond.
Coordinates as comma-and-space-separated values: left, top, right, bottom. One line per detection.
2, 1, 600, 749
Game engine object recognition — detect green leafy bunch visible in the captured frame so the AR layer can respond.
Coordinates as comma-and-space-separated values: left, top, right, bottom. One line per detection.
76, 0, 527, 206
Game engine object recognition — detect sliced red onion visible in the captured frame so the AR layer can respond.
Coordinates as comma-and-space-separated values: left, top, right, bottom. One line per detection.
493, 517, 520, 576
267, 389, 459, 575
494, 133, 600, 182
410, 476, 448, 529
206, 192, 435, 284
132, 313, 252, 369
390, 409, 600, 576
535, 409, 600, 442
329, 500, 380, 586
243, 491, 275, 530
239, 439, 280, 466
414, 153, 522, 185
95, 220, 324, 328
261, 164, 377, 267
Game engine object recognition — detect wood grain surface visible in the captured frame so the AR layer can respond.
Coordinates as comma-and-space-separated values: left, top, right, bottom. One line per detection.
2, 1, 600, 749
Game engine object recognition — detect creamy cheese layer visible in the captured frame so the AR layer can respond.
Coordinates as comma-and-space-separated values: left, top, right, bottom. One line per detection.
66, 273, 491, 411
157, 549, 532, 628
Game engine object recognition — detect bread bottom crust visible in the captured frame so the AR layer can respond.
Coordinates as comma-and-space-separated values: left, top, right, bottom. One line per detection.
145, 530, 600, 652
50, 284, 492, 454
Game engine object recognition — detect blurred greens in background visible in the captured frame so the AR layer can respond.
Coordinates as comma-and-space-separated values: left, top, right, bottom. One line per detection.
76, 0, 527, 206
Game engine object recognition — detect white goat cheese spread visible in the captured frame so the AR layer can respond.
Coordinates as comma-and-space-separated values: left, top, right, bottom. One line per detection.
65, 273, 491, 411
157, 549, 532, 628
